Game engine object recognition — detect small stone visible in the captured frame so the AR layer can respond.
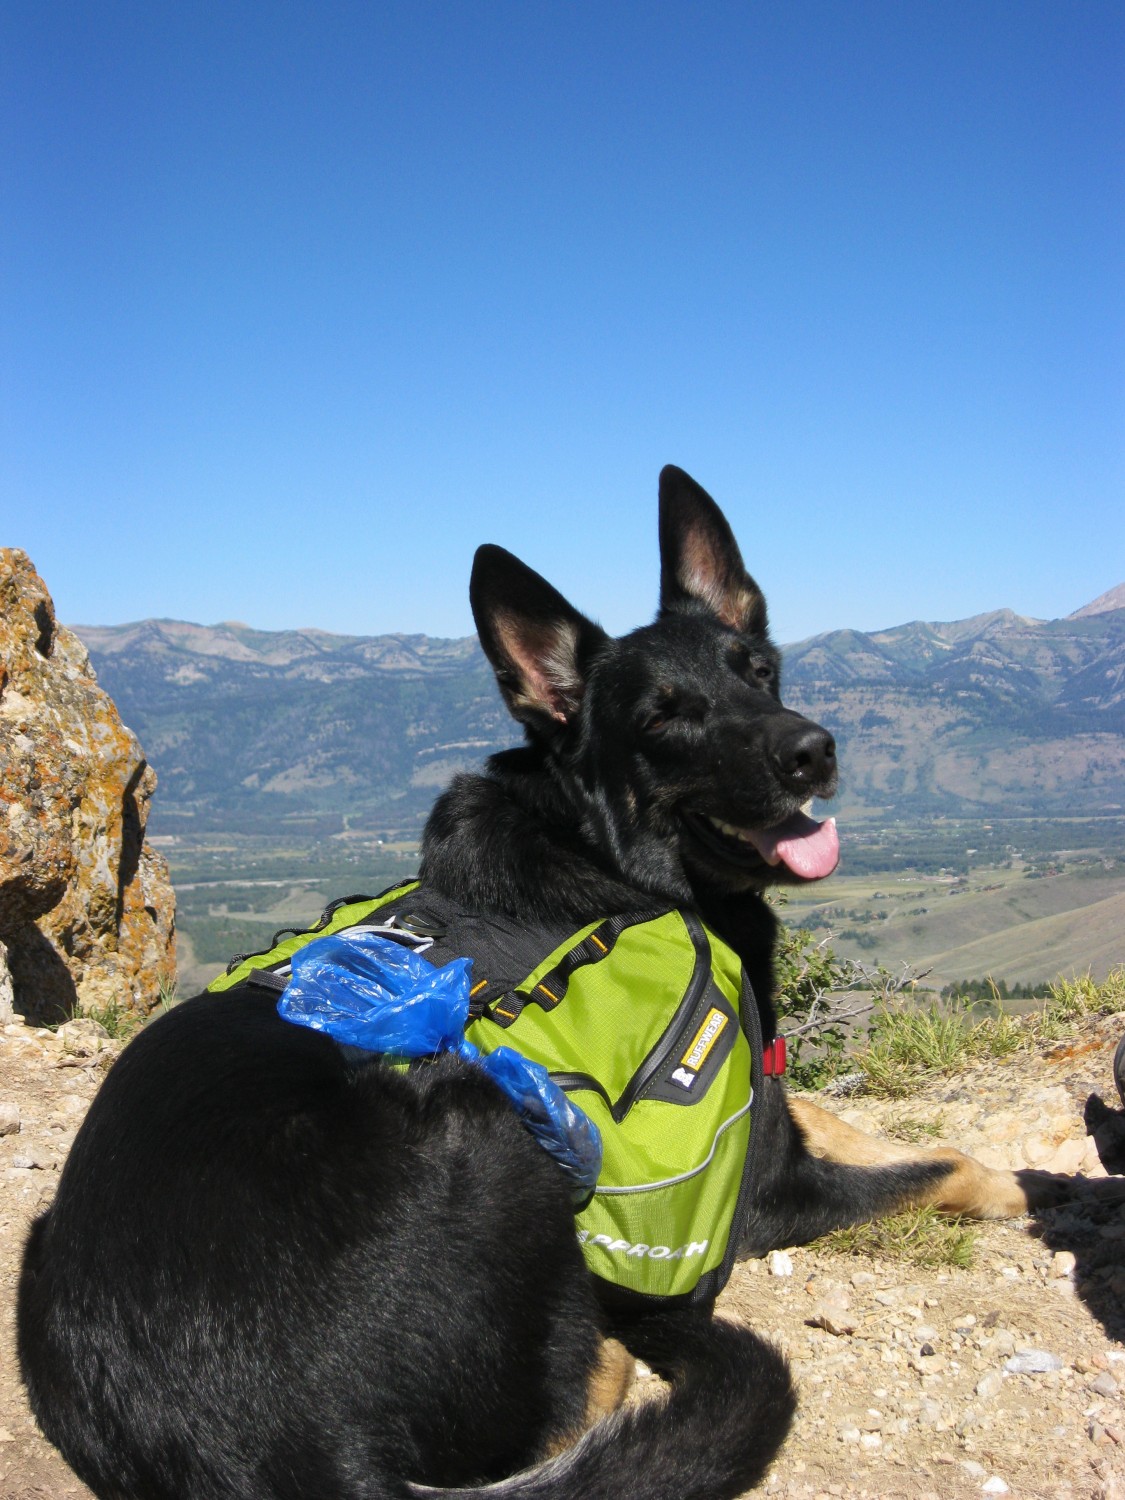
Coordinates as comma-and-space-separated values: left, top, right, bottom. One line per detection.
11, 1149, 49, 1170
1022, 1130, 1056, 1165
1090, 1372, 1120, 1398
874, 1289, 900, 1306
1005, 1348, 1064, 1374
809, 1304, 857, 1337
1044, 1137, 1087, 1175
850, 1270, 876, 1287
56, 1016, 110, 1053
976, 1371, 1004, 1399
839, 1424, 861, 1443
982, 1479, 1010, 1495
0, 1101, 19, 1136
859, 1432, 882, 1450
1052, 1250, 1078, 1278
961, 1460, 987, 1479
914, 1325, 938, 1342
920, 1342, 937, 1357
767, 1249, 793, 1277
953, 1313, 977, 1330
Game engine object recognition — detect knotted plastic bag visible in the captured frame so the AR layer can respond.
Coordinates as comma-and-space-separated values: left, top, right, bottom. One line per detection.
277, 929, 602, 1202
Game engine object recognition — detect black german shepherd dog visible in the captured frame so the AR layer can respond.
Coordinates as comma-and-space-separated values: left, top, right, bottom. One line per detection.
20, 467, 1038, 1500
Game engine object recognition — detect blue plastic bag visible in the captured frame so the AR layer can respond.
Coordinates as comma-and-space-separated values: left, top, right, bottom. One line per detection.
279, 931, 473, 1054
277, 929, 602, 1202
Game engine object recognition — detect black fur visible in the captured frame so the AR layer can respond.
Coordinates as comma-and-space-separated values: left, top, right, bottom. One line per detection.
20, 988, 794, 1499
18, 466, 825, 1500
426, 466, 957, 1254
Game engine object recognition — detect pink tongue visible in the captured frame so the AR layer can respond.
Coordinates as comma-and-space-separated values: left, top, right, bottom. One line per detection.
745, 813, 839, 880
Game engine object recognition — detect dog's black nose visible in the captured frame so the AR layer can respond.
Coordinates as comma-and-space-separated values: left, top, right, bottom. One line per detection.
772, 721, 837, 793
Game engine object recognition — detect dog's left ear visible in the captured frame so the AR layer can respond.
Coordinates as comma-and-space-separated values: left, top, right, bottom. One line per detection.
658, 465, 768, 634
471, 544, 608, 733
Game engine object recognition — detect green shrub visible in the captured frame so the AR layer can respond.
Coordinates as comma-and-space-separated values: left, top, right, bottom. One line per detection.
772, 906, 853, 1089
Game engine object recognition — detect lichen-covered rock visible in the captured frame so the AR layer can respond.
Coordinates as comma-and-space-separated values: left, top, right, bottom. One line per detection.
0, 550, 175, 1022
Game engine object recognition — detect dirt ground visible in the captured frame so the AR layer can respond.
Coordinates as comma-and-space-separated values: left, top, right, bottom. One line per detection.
3, 1011, 1125, 1499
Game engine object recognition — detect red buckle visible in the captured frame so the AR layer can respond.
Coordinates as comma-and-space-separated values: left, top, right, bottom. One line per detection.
762, 1036, 787, 1076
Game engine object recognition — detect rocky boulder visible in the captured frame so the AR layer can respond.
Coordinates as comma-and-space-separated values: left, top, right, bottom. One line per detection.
0, 550, 175, 1023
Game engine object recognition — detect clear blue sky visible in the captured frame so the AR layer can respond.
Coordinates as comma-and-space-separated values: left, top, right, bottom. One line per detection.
3, 2, 1122, 644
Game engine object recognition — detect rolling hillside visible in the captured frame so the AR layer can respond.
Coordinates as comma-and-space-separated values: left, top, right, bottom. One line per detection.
74, 594, 1125, 838
781, 603, 1125, 820
74, 619, 510, 836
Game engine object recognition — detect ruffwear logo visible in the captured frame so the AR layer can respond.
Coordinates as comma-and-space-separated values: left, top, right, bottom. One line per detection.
667, 1006, 730, 1092
681, 1007, 728, 1071
577, 1230, 709, 1261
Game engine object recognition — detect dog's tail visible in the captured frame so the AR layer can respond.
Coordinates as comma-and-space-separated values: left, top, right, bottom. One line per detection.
408, 1312, 795, 1500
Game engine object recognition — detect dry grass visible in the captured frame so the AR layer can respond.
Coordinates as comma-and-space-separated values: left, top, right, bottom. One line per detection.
854, 966, 1125, 1099
883, 1111, 946, 1144
814, 1206, 977, 1270
77, 999, 145, 1041
1038, 965, 1125, 1034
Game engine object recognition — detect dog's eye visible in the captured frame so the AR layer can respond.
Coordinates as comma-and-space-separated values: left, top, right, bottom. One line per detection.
732, 644, 774, 685
642, 711, 671, 735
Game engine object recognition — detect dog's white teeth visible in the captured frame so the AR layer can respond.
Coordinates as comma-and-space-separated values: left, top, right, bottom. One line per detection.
707, 816, 753, 842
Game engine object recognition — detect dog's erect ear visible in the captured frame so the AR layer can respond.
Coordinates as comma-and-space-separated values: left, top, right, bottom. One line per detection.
658, 465, 768, 634
471, 545, 608, 730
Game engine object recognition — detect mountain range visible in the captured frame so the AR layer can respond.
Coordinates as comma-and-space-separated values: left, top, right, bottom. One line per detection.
73, 589, 1125, 840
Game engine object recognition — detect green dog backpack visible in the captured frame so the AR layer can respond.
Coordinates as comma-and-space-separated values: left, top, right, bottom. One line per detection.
208, 880, 770, 1305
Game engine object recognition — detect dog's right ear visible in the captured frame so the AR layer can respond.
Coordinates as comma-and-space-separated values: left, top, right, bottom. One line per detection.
470, 545, 608, 732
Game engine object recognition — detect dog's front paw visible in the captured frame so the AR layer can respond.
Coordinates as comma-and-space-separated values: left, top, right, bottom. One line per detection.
1015, 1167, 1125, 1211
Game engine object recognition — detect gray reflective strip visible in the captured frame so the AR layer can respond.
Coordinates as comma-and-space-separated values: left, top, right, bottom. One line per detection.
347, 921, 436, 953
592, 1093, 753, 1195
251, 923, 434, 986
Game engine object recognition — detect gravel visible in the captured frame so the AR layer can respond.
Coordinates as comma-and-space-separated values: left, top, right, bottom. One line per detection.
4, 1008, 1125, 1498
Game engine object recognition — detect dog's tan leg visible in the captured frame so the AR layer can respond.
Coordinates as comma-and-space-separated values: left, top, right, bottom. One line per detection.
583, 1337, 636, 1423
787, 1096, 1030, 1218
539, 1337, 637, 1459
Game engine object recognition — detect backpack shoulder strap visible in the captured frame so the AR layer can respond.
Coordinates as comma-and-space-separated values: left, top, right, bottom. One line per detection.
206, 879, 421, 993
